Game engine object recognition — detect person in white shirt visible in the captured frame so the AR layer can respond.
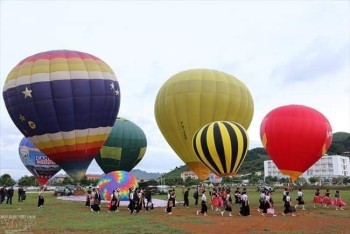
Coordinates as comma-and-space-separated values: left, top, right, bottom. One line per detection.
295, 188, 306, 210
239, 191, 251, 216
197, 189, 208, 216
282, 191, 296, 216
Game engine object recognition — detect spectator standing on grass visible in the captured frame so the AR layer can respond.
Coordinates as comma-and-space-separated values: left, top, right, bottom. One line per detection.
90, 188, 96, 210
6, 186, 14, 205
91, 188, 101, 212
166, 190, 175, 214
193, 188, 199, 206
128, 187, 135, 213
38, 186, 45, 208
0, 186, 6, 204
132, 188, 141, 214
183, 188, 190, 208
282, 191, 296, 216
85, 187, 91, 207
295, 188, 306, 210
145, 189, 153, 211
18, 186, 24, 202
115, 188, 121, 211
108, 189, 117, 212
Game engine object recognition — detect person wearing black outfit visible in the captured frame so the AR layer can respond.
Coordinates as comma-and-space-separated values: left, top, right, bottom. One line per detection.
183, 188, 190, 207
6, 187, 14, 205
18, 186, 24, 202
193, 188, 199, 206
0, 186, 6, 204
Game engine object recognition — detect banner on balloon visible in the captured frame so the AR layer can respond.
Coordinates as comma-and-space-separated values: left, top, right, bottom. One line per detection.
19, 137, 61, 185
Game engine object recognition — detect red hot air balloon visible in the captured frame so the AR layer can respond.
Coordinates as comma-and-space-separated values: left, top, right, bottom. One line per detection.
260, 105, 333, 182
2, 50, 120, 180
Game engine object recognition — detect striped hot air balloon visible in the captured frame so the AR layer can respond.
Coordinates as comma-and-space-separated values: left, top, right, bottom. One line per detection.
3, 50, 121, 180
192, 121, 249, 177
155, 68, 254, 181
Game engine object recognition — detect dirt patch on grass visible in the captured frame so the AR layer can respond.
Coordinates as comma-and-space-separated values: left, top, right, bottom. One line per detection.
154, 205, 349, 234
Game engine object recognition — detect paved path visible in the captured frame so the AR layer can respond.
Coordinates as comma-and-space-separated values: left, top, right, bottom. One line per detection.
56, 195, 171, 207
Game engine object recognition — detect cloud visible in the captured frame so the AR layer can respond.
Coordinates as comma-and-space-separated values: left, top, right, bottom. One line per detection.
273, 39, 349, 84
0, 1, 349, 180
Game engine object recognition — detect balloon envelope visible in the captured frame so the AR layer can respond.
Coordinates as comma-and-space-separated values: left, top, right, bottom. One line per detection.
19, 137, 61, 185
209, 172, 222, 185
193, 121, 249, 177
97, 171, 138, 201
260, 105, 333, 182
95, 118, 147, 174
154, 69, 254, 180
3, 50, 121, 180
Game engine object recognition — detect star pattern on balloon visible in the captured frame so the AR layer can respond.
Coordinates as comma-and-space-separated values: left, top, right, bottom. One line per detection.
110, 82, 115, 90
115, 89, 120, 96
22, 87, 33, 98
19, 114, 26, 122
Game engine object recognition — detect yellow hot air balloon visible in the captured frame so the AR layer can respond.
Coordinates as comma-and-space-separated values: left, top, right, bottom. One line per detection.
192, 121, 249, 176
154, 69, 254, 180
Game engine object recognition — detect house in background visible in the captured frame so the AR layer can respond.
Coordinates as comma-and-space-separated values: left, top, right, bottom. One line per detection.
180, 171, 198, 181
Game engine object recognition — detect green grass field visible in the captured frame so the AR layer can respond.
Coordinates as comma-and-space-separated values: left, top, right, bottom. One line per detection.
0, 187, 349, 233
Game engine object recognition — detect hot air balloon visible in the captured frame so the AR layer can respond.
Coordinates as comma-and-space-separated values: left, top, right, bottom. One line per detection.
260, 105, 333, 182
95, 117, 147, 174
19, 137, 61, 185
192, 121, 249, 177
209, 172, 222, 186
97, 171, 138, 201
154, 69, 254, 180
3, 50, 120, 180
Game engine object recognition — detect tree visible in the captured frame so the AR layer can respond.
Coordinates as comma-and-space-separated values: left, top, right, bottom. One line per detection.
342, 177, 350, 185
18, 175, 36, 186
147, 179, 158, 186
62, 176, 75, 185
165, 178, 175, 186
308, 177, 319, 184
0, 174, 16, 186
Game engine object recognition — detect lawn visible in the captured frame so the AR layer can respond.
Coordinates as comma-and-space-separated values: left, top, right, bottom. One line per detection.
0, 187, 349, 233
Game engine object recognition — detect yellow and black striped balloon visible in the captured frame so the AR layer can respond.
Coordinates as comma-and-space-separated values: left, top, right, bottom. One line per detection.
192, 121, 249, 177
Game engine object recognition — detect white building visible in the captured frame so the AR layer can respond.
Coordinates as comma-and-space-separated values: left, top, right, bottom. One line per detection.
264, 155, 350, 180
180, 171, 198, 181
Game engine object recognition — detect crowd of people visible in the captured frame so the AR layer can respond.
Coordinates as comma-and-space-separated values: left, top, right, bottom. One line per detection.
80, 185, 346, 217
0, 186, 26, 205
186, 186, 346, 217
1, 184, 346, 217
84, 186, 154, 214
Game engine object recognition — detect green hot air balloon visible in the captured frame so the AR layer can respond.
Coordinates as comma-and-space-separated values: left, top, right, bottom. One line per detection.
95, 118, 147, 173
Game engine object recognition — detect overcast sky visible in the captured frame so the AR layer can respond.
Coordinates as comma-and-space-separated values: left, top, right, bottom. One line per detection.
1, 1, 349, 179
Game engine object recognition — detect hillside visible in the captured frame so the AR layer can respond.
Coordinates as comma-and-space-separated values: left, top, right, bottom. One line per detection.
160, 147, 269, 179
327, 132, 350, 155
159, 131, 349, 180
237, 147, 269, 174
130, 169, 162, 180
